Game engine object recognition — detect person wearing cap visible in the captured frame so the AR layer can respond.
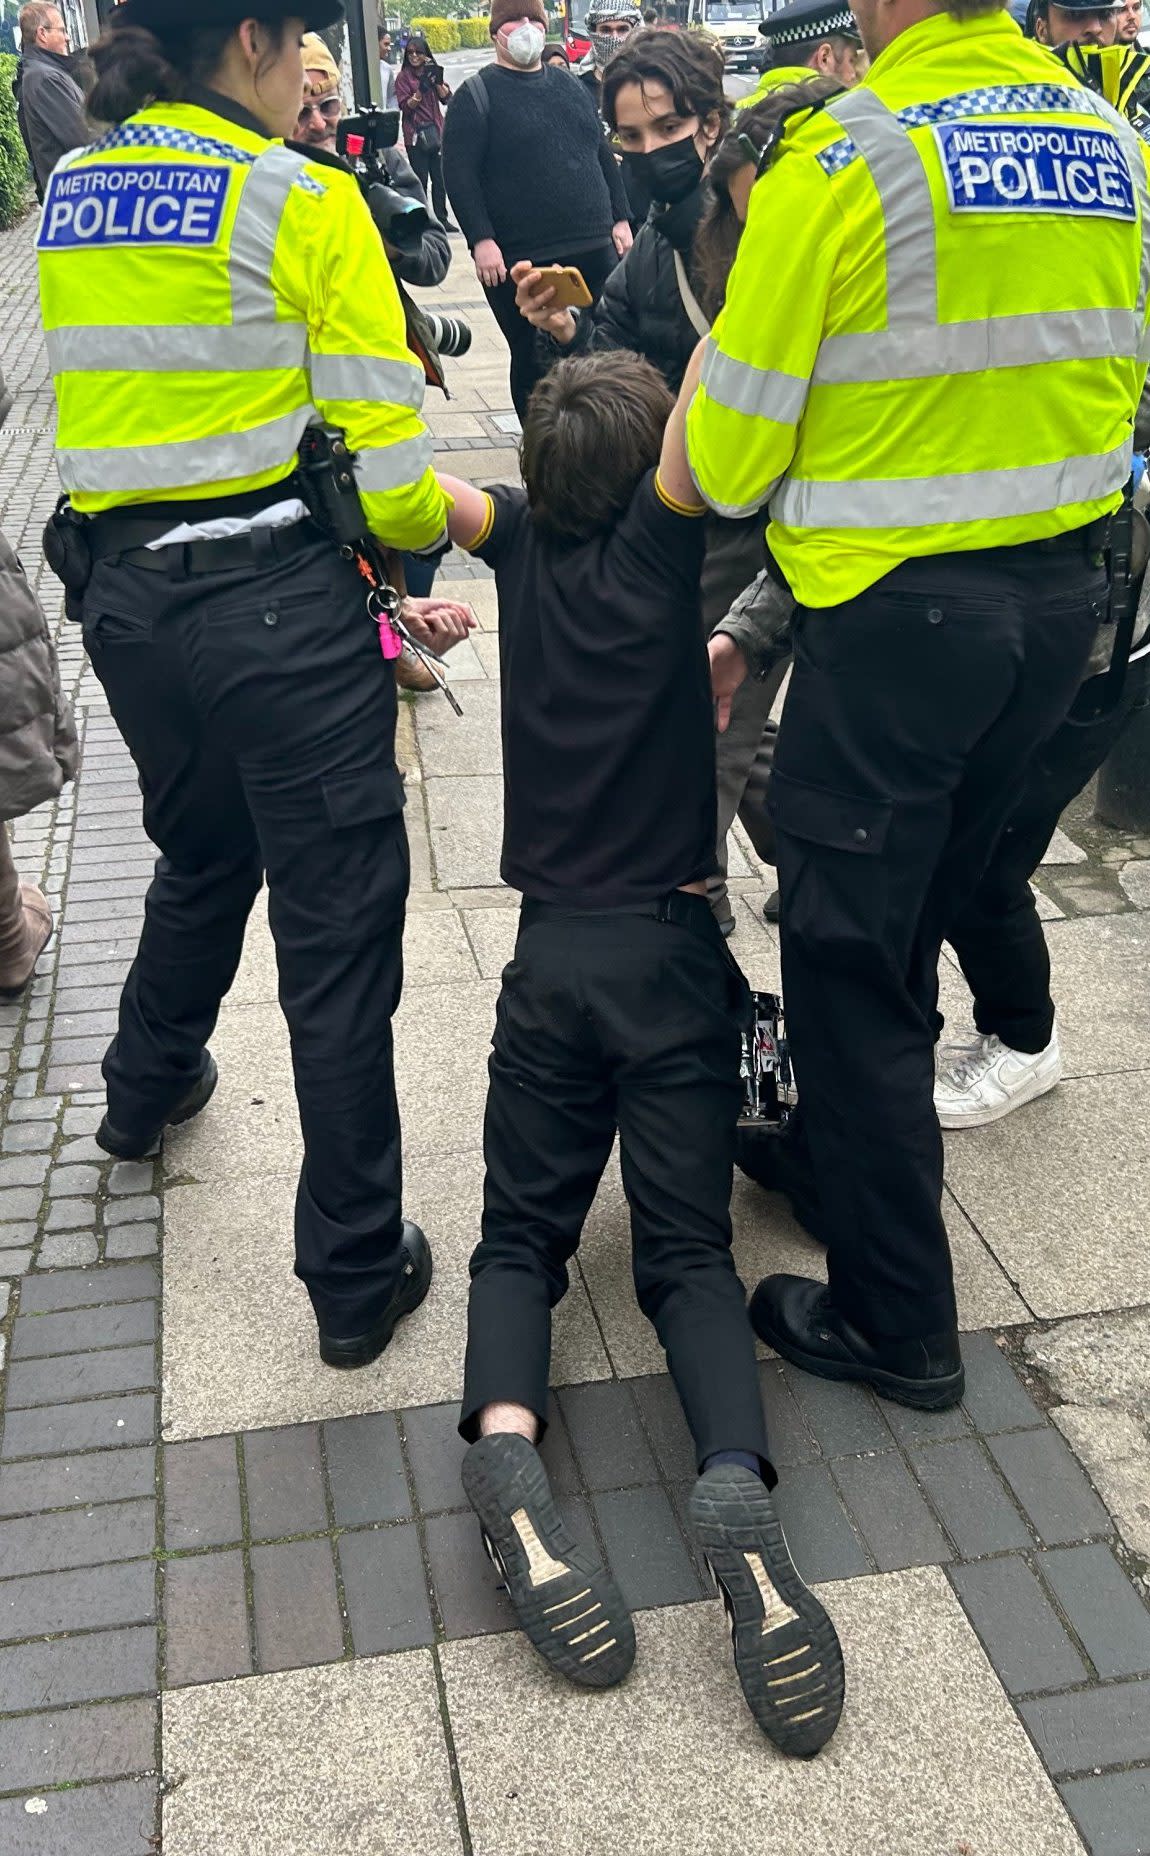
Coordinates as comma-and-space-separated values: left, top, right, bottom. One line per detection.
1028, 0, 1120, 44
740, 0, 867, 104
36, 0, 473, 1370
687, 0, 1149, 1414
442, 0, 632, 419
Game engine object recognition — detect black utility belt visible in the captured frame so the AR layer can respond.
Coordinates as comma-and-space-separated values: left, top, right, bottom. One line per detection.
90, 518, 318, 577
521, 891, 715, 933
42, 490, 317, 596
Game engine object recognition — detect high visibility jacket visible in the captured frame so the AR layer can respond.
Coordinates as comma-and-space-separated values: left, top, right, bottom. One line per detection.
687, 10, 1150, 608
736, 64, 822, 109
1058, 41, 1150, 140
36, 102, 447, 553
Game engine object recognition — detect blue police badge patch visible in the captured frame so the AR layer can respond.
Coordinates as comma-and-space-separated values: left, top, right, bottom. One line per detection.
934, 121, 1136, 222
37, 163, 230, 250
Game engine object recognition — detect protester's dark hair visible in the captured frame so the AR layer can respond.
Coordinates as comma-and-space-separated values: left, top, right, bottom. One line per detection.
600, 26, 730, 135
89, 10, 288, 123
404, 32, 432, 62
521, 351, 674, 543
692, 76, 842, 319
542, 41, 571, 62
643, 6, 658, 19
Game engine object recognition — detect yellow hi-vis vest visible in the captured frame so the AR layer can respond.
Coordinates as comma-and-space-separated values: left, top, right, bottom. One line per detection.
687, 9, 1150, 609
36, 102, 447, 554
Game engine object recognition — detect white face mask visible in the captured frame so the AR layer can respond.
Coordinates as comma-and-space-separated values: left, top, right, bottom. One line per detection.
503, 22, 546, 64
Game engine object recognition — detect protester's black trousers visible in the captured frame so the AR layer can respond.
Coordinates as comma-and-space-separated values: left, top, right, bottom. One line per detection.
461, 894, 772, 1472
81, 529, 409, 1335
770, 542, 1103, 1341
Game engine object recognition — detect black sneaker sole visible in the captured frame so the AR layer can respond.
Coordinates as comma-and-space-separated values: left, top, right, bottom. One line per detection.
753, 1303, 965, 1412
319, 1226, 433, 1369
690, 1466, 844, 1758
95, 1056, 219, 1161
462, 1433, 635, 1690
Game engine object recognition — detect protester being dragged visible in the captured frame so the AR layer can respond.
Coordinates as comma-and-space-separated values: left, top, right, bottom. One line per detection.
577, 0, 642, 101
515, 41, 844, 935
396, 33, 455, 230
740, 0, 866, 106
14, 3, 89, 200
443, 0, 632, 420
438, 346, 845, 1759
0, 363, 76, 999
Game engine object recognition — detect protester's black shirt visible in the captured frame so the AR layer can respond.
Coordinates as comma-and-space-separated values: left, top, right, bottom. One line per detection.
465, 470, 714, 908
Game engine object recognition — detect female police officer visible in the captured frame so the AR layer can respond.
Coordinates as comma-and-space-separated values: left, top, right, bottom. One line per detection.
36, 0, 462, 1367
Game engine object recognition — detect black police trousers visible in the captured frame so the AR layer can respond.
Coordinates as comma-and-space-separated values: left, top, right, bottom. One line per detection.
947, 660, 1144, 1054
771, 542, 1103, 1341
81, 527, 410, 1336
460, 895, 772, 1473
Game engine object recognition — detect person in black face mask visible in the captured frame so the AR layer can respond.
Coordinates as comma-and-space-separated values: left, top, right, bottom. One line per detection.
513, 32, 784, 939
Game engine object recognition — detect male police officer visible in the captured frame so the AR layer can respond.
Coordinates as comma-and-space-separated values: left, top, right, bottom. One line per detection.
741, 0, 867, 104
687, 0, 1149, 1409
1028, 0, 1120, 46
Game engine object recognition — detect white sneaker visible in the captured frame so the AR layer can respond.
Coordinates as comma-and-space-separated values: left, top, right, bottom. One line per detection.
934, 1028, 1062, 1129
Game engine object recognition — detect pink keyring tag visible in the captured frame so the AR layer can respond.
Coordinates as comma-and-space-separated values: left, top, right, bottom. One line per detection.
377, 612, 403, 660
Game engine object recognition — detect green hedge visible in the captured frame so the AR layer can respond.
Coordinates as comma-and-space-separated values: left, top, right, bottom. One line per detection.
409, 16, 461, 50
0, 52, 29, 230
458, 15, 489, 46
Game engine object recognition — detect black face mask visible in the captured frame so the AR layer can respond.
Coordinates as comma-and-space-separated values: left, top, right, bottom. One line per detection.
620, 134, 704, 221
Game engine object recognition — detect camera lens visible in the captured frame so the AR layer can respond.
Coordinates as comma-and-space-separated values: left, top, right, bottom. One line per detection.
423, 313, 473, 359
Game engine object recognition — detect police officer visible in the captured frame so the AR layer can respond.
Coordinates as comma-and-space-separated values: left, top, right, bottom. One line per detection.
36, 0, 463, 1368
1027, 0, 1121, 45
687, 0, 1149, 1410
741, 0, 866, 106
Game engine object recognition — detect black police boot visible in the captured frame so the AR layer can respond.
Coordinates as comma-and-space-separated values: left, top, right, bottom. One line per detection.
750, 1274, 964, 1411
735, 1123, 824, 1244
318, 1221, 433, 1370
96, 1055, 219, 1161
761, 889, 780, 925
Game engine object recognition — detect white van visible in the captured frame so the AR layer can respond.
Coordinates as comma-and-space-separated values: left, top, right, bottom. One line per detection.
686, 0, 765, 71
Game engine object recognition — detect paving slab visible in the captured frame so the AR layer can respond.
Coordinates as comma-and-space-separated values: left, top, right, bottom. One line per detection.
160, 1653, 463, 1856
462, 905, 518, 979
943, 1073, 1150, 1318
441, 1569, 1084, 1856
424, 775, 504, 888
161, 1148, 608, 1440
0, 1779, 158, 1856
416, 681, 502, 776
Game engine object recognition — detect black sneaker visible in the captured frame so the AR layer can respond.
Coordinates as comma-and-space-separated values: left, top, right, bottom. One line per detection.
750, 1273, 965, 1411
734, 1124, 824, 1244
462, 1432, 635, 1689
318, 1221, 433, 1369
762, 889, 780, 924
690, 1464, 844, 1759
96, 1055, 219, 1160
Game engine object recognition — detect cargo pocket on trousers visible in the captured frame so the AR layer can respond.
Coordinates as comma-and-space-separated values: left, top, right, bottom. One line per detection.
769, 771, 893, 958
321, 762, 407, 832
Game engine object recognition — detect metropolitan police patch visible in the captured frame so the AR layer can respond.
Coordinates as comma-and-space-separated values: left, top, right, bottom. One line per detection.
934, 121, 1137, 222
37, 163, 230, 250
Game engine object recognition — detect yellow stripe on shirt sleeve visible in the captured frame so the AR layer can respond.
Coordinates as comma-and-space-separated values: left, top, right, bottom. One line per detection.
655, 471, 707, 517
459, 492, 496, 552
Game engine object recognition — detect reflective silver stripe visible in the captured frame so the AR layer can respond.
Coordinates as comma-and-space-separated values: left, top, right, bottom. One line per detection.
700, 338, 807, 425
310, 354, 426, 409
354, 432, 436, 493
56, 405, 314, 493
772, 440, 1132, 530
688, 450, 778, 519
813, 308, 1143, 384
826, 88, 937, 330
230, 144, 316, 326
45, 322, 308, 375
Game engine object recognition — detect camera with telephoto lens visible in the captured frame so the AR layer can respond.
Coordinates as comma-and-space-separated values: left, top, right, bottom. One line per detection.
421, 312, 472, 358
336, 106, 432, 249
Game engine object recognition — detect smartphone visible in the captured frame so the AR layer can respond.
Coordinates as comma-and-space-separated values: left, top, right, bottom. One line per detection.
542, 265, 594, 310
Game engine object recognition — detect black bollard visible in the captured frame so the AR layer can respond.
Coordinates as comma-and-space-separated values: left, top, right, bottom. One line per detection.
1096, 652, 1150, 832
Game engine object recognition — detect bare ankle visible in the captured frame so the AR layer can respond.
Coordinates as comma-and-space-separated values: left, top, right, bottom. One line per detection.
478, 1402, 538, 1444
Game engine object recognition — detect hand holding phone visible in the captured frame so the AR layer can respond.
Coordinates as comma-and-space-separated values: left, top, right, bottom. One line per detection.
540, 265, 593, 310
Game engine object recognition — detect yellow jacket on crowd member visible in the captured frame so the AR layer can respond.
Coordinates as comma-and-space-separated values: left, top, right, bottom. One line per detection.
36, 102, 446, 553
688, 8, 1150, 609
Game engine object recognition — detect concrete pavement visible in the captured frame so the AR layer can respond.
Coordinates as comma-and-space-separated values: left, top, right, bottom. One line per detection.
0, 205, 1149, 1856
